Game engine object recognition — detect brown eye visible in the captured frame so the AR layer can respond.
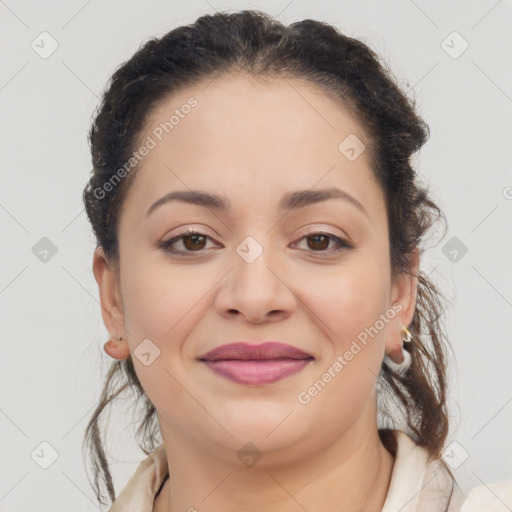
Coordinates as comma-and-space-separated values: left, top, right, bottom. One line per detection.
306, 234, 330, 251
159, 229, 352, 257
294, 231, 353, 254
182, 233, 207, 251
159, 230, 215, 254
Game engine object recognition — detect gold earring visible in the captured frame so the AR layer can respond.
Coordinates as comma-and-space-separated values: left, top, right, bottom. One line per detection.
401, 326, 413, 343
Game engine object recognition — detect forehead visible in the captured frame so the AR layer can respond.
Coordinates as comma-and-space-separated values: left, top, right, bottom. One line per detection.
142, 73, 366, 156
122, 74, 384, 220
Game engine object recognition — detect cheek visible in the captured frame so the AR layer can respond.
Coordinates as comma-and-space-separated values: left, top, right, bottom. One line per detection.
121, 253, 202, 338
119, 257, 206, 405
296, 263, 390, 430
304, 255, 390, 367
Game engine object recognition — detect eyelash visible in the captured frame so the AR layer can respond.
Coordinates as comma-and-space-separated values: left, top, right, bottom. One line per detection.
158, 228, 353, 256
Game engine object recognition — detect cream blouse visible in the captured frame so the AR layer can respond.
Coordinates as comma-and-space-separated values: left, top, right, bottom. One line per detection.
107, 430, 512, 511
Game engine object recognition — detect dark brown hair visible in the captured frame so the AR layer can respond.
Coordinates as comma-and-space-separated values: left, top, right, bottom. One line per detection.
82, 9, 454, 508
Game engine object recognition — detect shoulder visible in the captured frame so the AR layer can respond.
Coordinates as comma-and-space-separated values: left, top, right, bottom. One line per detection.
457, 480, 512, 511
382, 430, 512, 512
108, 443, 169, 512
382, 430, 452, 511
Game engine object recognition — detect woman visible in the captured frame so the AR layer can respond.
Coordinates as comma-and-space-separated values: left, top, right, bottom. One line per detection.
82, 10, 511, 511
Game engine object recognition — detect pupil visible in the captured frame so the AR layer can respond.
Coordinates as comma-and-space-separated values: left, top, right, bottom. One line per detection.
185, 234, 205, 250
309, 234, 328, 250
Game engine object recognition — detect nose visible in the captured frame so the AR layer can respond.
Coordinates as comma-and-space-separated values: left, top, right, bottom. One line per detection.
214, 239, 297, 324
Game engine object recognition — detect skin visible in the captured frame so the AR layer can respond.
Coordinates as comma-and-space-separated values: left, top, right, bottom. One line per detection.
94, 74, 419, 512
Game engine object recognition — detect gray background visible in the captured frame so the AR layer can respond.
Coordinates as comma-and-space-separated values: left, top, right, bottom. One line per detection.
1, 0, 511, 510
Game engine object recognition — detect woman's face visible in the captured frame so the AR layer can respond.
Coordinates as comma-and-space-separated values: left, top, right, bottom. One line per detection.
95, 74, 418, 460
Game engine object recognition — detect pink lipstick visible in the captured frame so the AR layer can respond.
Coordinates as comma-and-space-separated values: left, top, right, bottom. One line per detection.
197, 341, 314, 386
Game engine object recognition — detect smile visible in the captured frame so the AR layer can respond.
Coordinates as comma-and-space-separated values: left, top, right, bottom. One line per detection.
202, 358, 313, 385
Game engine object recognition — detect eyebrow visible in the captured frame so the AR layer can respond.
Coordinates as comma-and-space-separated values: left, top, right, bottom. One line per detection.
145, 187, 368, 218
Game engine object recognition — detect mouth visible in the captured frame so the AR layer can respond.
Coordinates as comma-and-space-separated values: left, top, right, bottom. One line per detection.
197, 341, 314, 386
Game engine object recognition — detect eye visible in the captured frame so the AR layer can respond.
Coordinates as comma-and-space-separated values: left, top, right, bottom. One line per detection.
159, 229, 218, 255
158, 228, 353, 256
293, 230, 353, 253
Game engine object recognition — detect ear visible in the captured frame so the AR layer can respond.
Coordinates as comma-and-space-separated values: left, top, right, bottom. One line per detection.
92, 246, 130, 360
385, 246, 420, 364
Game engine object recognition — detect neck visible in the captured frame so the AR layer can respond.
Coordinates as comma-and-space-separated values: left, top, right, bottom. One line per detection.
154, 418, 395, 512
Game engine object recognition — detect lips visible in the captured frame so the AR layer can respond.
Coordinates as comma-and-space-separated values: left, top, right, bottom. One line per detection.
198, 342, 314, 385
198, 341, 314, 361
